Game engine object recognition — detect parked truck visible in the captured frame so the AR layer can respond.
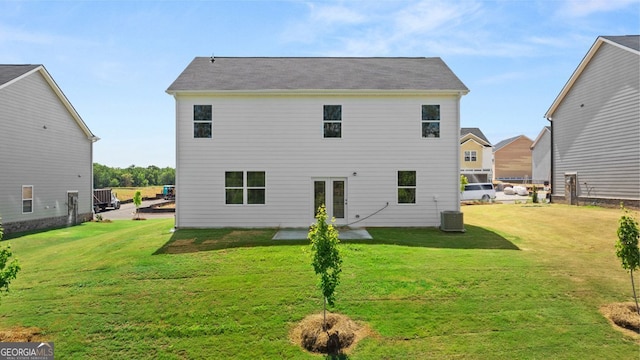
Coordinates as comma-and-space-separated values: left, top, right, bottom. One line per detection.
93, 189, 121, 213
162, 185, 175, 200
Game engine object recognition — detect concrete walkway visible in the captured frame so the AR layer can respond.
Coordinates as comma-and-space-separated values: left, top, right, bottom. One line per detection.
273, 228, 372, 240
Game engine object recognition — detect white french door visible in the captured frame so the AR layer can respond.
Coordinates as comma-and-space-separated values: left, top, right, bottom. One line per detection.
312, 178, 347, 224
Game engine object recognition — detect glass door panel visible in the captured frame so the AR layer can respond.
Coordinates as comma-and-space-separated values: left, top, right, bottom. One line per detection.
314, 180, 326, 216
332, 180, 345, 219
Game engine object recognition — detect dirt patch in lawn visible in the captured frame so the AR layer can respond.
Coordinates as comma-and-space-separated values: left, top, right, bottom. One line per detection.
0, 327, 46, 342
290, 313, 370, 355
600, 302, 640, 340
158, 230, 273, 254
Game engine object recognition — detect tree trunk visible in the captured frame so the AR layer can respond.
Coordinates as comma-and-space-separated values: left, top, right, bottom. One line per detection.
631, 269, 639, 315
323, 296, 327, 331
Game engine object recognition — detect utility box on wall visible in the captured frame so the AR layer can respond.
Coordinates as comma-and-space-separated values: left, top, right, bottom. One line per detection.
440, 211, 465, 232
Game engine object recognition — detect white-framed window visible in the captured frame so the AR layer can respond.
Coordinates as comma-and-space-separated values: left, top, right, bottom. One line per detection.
193, 104, 212, 138
464, 150, 477, 162
421, 104, 440, 138
22, 185, 33, 213
247, 171, 266, 205
323, 105, 342, 138
397, 171, 416, 204
225, 171, 266, 205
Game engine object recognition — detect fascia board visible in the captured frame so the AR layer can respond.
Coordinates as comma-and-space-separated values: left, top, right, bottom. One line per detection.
166, 89, 469, 97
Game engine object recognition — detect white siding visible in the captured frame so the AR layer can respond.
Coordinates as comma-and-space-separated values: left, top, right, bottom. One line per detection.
175, 93, 462, 228
531, 130, 551, 183
0, 71, 93, 224
552, 42, 640, 200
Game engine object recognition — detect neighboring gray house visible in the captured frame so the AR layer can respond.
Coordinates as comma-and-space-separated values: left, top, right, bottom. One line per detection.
167, 57, 469, 228
0, 65, 98, 234
531, 126, 551, 185
544, 35, 640, 207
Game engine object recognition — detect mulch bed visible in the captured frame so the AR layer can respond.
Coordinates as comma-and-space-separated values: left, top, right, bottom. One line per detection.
0, 327, 46, 342
290, 313, 370, 355
601, 302, 640, 339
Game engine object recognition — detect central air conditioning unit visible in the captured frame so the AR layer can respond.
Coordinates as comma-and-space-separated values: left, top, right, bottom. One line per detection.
440, 211, 465, 232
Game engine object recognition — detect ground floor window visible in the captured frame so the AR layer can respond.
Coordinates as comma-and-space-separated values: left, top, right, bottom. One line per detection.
22, 185, 33, 213
225, 171, 266, 205
397, 171, 416, 204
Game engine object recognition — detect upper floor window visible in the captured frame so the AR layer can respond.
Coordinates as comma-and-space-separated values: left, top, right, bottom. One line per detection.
464, 150, 477, 162
225, 171, 266, 205
22, 185, 33, 213
421, 105, 440, 138
194, 105, 212, 138
397, 171, 416, 204
323, 105, 342, 138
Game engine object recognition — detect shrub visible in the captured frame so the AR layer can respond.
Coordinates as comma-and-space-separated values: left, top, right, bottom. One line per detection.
308, 205, 342, 329
615, 205, 640, 314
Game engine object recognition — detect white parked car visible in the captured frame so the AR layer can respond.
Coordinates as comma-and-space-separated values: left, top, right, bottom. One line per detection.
462, 183, 496, 201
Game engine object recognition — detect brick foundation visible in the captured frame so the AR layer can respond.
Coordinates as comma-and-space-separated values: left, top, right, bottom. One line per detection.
2, 213, 93, 236
551, 195, 639, 210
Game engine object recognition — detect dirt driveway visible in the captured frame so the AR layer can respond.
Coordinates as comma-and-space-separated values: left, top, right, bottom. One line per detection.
96, 199, 175, 221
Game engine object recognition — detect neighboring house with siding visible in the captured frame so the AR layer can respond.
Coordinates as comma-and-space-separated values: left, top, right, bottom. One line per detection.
460, 127, 493, 183
544, 35, 640, 207
0, 65, 98, 234
167, 57, 469, 228
493, 135, 533, 182
531, 126, 551, 185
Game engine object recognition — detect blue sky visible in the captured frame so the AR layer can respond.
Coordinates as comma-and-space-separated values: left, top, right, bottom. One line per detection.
1, 0, 638, 168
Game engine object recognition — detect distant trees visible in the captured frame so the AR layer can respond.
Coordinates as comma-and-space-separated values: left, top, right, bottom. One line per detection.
93, 163, 175, 188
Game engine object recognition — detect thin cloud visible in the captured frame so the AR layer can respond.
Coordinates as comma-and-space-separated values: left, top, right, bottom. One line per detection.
0, 25, 62, 45
393, 0, 482, 36
559, 0, 639, 17
309, 3, 367, 25
477, 71, 530, 85
281, 0, 544, 58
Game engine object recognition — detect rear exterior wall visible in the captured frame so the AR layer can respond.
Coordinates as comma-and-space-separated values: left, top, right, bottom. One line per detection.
174, 93, 462, 228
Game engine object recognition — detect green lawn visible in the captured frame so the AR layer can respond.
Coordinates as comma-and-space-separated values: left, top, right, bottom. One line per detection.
0, 204, 638, 359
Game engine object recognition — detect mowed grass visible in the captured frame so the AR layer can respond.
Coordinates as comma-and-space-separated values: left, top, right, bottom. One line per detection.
0, 204, 638, 359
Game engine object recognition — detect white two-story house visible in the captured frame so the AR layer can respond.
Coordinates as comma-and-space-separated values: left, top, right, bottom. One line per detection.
166, 57, 468, 228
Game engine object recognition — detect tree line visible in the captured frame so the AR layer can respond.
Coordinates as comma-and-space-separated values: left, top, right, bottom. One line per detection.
94, 163, 175, 189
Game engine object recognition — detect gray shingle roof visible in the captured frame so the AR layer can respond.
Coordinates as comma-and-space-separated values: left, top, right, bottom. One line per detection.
460, 127, 490, 144
0, 64, 40, 86
167, 57, 469, 92
602, 35, 640, 52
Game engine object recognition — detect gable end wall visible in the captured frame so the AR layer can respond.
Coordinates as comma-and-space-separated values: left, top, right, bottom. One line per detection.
0, 71, 93, 233
552, 42, 640, 201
